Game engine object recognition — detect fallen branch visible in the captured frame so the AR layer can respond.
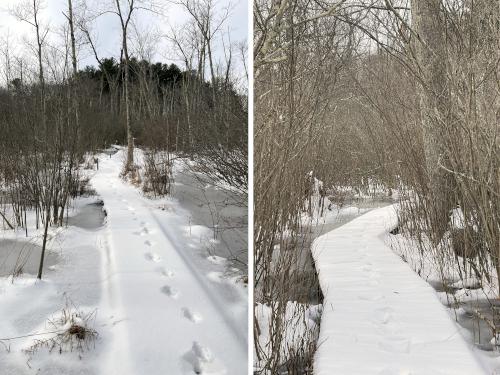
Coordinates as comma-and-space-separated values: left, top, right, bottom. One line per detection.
0, 210, 14, 230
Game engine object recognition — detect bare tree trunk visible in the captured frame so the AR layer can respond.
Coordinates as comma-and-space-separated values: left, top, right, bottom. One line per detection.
32, 0, 46, 128
123, 30, 134, 169
411, 0, 455, 242
37, 206, 50, 279
114, 0, 135, 171
68, 0, 77, 78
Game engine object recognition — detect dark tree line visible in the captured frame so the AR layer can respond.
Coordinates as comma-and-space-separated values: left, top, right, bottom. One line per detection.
4, 58, 246, 156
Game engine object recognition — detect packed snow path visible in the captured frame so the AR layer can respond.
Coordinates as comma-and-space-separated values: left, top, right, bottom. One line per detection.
92, 151, 246, 375
312, 205, 485, 375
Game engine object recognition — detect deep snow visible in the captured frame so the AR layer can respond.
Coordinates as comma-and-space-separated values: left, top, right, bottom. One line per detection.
312, 205, 488, 374
0, 148, 247, 374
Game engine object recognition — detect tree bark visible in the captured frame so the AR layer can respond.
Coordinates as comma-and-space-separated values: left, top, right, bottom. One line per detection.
115, 0, 135, 170
411, 0, 455, 242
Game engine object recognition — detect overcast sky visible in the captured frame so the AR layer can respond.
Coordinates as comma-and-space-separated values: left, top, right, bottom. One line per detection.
0, 0, 247, 84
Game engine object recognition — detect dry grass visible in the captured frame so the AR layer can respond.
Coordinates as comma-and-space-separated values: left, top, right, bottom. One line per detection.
25, 302, 98, 356
142, 150, 172, 197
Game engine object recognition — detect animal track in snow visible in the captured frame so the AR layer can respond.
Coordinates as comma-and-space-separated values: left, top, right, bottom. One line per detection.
144, 240, 156, 247
135, 227, 152, 236
140, 226, 155, 236
182, 308, 203, 323
161, 285, 180, 299
145, 252, 162, 262
184, 341, 226, 375
158, 267, 175, 278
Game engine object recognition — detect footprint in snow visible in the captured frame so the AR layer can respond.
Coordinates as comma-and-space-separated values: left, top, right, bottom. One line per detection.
161, 285, 180, 299
145, 252, 162, 262
144, 240, 156, 247
135, 227, 152, 236
158, 267, 175, 278
183, 342, 226, 375
142, 226, 155, 235
182, 308, 203, 323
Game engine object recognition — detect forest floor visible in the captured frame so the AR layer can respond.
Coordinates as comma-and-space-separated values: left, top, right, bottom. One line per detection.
0, 148, 247, 374
312, 205, 498, 374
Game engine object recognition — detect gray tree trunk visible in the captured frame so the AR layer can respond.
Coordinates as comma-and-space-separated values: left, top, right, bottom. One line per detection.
411, 0, 455, 242
123, 29, 134, 169
115, 0, 134, 171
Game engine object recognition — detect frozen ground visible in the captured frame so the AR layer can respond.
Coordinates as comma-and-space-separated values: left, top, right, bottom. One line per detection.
312, 205, 489, 374
0, 148, 247, 374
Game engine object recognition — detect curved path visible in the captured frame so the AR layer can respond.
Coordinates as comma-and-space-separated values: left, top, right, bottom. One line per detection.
312, 205, 485, 375
92, 150, 246, 375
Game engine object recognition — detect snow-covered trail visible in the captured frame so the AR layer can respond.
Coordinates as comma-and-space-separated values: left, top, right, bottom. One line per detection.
312, 205, 485, 375
92, 151, 246, 375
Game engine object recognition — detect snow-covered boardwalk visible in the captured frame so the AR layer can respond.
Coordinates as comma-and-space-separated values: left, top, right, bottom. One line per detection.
91, 152, 246, 375
312, 205, 485, 375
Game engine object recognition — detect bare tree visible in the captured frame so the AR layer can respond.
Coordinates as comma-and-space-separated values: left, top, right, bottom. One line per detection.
179, 0, 231, 85
114, 0, 136, 171
11, 0, 49, 120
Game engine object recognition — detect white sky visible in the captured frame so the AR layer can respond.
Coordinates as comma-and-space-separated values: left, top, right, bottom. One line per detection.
0, 0, 248, 84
